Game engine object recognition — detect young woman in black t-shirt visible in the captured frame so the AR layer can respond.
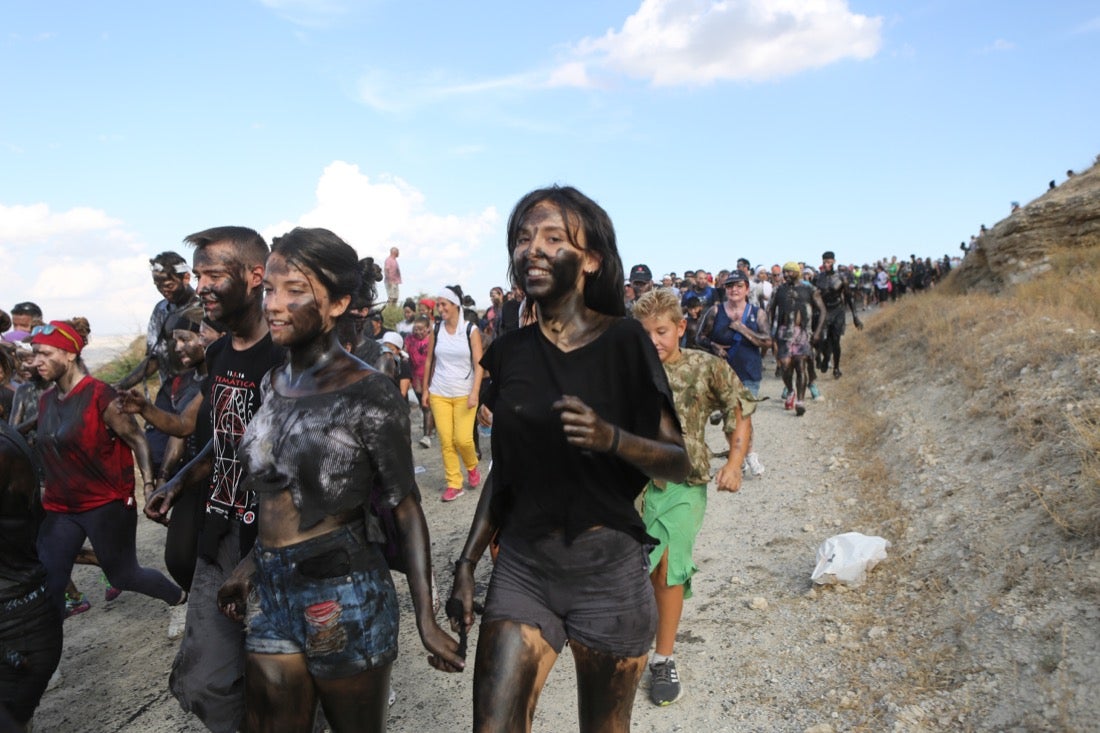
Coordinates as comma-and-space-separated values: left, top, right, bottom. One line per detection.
441, 186, 689, 732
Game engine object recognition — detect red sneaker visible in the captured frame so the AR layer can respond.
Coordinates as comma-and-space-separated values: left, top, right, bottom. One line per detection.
441, 487, 465, 502
468, 467, 481, 489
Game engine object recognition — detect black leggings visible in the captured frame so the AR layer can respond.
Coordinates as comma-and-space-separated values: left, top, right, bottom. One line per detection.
37, 500, 182, 617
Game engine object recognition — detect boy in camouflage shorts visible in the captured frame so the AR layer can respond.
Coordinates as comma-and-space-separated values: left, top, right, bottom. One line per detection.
633, 289, 757, 706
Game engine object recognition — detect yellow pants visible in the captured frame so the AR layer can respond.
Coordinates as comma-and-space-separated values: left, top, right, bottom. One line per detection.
428, 394, 479, 489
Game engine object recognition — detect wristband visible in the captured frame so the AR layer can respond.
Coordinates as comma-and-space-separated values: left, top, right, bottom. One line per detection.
454, 557, 474, 573
609, 426, 621, 455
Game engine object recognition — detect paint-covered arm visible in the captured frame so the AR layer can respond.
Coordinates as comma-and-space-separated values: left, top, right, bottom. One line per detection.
553, 396, 689, 483
394, 492, 465, 672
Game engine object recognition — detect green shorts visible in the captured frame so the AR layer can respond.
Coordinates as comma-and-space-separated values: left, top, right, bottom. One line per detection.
642, 480, 707, 599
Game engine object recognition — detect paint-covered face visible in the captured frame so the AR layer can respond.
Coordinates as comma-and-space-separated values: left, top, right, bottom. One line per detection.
639, 313, 686, 365
153, 270, 191, 304
262, 253, 346, 348
412, 321, 429, 339
512, 201, 598, 303
173, 328, 206, 368
199, 321, 224, 348
15, 351, 35, 381
193, 242, 254, 323
32, 343, 74, 382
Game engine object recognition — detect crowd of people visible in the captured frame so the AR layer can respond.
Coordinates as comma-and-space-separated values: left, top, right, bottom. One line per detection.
1, 187, 953, 732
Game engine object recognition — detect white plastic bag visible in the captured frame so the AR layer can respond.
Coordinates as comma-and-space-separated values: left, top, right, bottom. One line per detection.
810, 532, 891, 587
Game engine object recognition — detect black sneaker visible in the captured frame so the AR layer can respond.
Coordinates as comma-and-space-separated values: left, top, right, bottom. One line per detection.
650, 659, 683, 706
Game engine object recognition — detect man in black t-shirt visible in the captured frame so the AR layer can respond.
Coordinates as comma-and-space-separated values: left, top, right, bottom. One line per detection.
139, 226, 284, 733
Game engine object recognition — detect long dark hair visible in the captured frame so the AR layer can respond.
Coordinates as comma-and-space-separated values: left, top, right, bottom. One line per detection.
506, 185, 625, 317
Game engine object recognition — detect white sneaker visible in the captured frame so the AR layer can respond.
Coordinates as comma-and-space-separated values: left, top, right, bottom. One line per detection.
168, 602, 187, 640
388, 684, 397, 706
746, 453, 765, 476
419, 435, 431, 449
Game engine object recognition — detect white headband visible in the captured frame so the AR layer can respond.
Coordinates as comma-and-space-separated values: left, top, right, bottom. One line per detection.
438, 287, 462, 306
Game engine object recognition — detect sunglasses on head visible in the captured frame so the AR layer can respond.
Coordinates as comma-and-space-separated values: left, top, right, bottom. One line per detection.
31, 324, 82, 351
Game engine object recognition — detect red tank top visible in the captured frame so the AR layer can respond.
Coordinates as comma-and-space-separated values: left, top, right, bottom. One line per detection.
37, 376, 135, 512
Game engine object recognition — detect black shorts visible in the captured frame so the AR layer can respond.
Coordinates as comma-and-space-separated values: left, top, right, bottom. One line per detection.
482, 528, 656, 657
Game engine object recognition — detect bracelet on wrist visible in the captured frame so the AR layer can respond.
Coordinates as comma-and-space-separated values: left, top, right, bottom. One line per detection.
454, 557, 475, 573
609, 426, 621, 455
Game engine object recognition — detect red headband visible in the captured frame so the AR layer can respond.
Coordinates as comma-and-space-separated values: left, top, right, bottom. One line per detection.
30, 321, 85, 354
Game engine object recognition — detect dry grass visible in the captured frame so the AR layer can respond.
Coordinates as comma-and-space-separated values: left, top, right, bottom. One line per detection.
852, 255, 1100, 538
816, 246, 1100, 726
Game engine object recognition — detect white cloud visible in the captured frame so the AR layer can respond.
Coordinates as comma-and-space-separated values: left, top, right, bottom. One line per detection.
353, 0, 882, 113
0, 202, 156, 336
261, 161, 500, 299
573, 0, 883, 85
0, 203, 122, 242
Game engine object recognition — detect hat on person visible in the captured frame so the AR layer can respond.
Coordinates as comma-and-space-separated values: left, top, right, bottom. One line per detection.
822, 251, 836, 261
629, 264, 653, 283
419, 298, 436, 311
380, 331, 404, 353
11, 302, 42, 317
723, 270, 750, 286
782, 261, 802, 274
30, 320, 84, 354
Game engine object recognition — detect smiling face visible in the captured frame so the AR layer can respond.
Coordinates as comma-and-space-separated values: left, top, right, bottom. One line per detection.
173, 328, 206, 368
512, 201, 599, 304
725, 280, 750, 305
262, 253, 349, 348
193, 242, 256, 323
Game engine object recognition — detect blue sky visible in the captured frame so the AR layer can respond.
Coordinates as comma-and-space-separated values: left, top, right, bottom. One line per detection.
2, 0, 1097, 335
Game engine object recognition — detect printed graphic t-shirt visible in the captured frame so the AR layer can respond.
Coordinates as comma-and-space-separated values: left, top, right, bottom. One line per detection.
196, 333, 285, 560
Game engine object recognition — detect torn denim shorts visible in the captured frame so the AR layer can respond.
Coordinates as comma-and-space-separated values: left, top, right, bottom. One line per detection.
246, 520, 399, 678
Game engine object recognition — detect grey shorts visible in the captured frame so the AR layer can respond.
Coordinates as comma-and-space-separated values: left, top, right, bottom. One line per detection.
482, 527, 657, 657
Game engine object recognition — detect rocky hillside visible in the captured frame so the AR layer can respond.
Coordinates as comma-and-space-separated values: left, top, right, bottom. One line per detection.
952, 159, 1100, 292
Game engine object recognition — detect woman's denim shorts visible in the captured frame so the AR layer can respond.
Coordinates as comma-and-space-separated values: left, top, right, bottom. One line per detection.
246, 521, 399, 678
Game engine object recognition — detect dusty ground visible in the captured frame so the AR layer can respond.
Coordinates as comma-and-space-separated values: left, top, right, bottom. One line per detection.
32, 324, 1098, 732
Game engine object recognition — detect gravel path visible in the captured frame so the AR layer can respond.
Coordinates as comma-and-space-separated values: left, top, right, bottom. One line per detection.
34, 363, 877, 733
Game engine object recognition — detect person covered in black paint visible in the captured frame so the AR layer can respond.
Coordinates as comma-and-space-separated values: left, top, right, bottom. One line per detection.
215, 227, 464, 733
442, 186, 689, 733
0, 421, 62, 732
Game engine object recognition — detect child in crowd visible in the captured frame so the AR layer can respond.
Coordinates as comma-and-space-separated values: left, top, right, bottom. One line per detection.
404, 314, 434, 448
633, 288, 757, 706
